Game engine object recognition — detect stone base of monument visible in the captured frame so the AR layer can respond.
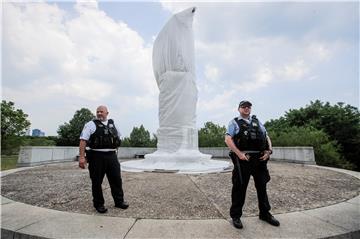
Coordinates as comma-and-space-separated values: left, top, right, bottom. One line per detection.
121, 150, 231, 174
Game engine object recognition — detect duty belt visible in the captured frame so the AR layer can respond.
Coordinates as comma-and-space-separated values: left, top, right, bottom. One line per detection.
243, 151, 261, 154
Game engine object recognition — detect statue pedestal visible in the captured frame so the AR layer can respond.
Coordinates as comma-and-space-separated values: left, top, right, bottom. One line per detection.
121, 150, 231, 174
122, 127, 231, 174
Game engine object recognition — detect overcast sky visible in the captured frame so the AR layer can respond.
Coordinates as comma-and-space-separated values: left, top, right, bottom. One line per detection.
2, 1, 359, 137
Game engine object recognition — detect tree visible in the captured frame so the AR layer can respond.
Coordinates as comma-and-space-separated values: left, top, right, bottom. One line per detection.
1, 101, 31, 139
122, 132, 157, 147
265, 100, 360, 170
149, 133, 158, 147
57, 108, 94, 146
268, 126, 354, 169
120, 137, 131, 147
128, 125, 152, 147
1, 101, 31, 154
198, 122, 227, 147
22, 136, 56, 147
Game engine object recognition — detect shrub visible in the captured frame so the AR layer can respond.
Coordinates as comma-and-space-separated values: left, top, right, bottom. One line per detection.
268, 126, 355, 170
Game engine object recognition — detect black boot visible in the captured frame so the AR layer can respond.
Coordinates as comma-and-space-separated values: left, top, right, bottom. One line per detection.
95, 205, 108, 214
115, 201, 129, 209
232, 218, 243, 229
259, 213, 280, 226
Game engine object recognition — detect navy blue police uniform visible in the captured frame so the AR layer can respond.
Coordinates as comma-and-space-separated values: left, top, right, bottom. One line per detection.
81, 119, 125, 209
227, 115, 271, 219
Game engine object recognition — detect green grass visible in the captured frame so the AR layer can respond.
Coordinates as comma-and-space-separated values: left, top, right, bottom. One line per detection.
1, 155, 18, 171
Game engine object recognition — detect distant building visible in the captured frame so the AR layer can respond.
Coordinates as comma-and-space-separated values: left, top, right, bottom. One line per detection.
32, 129, 45, 137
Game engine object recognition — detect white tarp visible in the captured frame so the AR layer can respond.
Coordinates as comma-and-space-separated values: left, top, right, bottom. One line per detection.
122, 7, 230, 173
152, 7, 196, 84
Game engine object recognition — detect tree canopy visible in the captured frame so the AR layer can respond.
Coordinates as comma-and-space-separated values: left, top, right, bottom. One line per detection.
1, 101, 31, 154
57, 108, 95, 146
1, 100, 31, 139
123, 125, 156, 147
265, 100, 360, 170
268, 126, 353, 169
198, 122, 227, 147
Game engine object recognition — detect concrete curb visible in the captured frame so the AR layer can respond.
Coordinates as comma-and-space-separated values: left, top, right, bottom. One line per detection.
1, 166, 359, 239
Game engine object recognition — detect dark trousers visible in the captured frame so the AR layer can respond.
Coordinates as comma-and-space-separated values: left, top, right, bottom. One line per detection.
87, 151, 124, 208
230, 153, 271, 218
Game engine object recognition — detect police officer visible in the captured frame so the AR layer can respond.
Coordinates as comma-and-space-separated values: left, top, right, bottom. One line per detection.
79, 105, 129, 213
225, 100, 279, 229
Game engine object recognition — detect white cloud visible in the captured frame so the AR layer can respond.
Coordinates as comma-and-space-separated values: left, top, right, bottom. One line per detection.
3, 2, 158, 134
278, 60, 309, 81
158, 2, 354, 128
3, 2, 357, 135
196, 37, 329, 93
198, 88, 236, 112
74, 0, 99, 12
204, 64, 220, 82
50, 78, 111, 101
303, 41, 335, 63
250, 66, 273, 90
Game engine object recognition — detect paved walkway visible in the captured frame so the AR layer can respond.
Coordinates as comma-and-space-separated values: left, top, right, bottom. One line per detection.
1, 165, 359, 238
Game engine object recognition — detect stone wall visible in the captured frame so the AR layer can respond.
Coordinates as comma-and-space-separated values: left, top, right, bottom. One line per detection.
271, 146, 316, 164
17, 146, 79, 167
17, 146, 316, 167
117, 147, 157, 158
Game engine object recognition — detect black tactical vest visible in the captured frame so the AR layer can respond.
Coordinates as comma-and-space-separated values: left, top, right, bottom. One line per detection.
88, 119, 121, 149
233, 115, 268, 151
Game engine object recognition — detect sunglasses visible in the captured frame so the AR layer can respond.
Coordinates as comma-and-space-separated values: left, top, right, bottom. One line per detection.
240, 105, 251, 109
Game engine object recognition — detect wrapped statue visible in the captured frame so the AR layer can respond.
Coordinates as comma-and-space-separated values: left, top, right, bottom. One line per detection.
122, 7, 230, 173
152, 7, 198, 153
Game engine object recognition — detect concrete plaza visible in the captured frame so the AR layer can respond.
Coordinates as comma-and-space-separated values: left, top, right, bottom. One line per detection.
1, 160, 359, 238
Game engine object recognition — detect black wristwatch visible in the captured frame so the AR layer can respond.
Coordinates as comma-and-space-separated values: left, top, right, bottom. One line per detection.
268, 149, 273, 155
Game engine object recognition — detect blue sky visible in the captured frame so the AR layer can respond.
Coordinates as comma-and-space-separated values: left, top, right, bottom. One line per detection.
2, 1, 359, 137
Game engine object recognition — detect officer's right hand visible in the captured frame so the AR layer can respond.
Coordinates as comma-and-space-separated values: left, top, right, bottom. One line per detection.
79, 156, 87, 169
237, 152, 249, 161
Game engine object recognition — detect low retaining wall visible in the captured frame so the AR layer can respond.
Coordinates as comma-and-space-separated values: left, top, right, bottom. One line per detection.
117, 147, 156, 158
271, 146, 316, 164
17, 146, 316, 167
17, 146, 79, 167
200, 147, 315, 164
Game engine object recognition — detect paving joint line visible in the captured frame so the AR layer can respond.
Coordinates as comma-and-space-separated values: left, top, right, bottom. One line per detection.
187, 175, 228, 220
123, 218, 139, 239
12, 217, 51, 233
300, 210, 350, 232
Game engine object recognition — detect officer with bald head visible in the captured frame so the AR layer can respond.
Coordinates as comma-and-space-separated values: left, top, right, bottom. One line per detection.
79, 105, 129, 213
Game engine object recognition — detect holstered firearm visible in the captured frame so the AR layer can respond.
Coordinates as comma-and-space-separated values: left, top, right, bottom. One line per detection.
229, 151, 243, 185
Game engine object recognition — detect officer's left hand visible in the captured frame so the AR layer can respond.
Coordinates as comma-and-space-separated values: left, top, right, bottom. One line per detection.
260, 151, 271, 161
